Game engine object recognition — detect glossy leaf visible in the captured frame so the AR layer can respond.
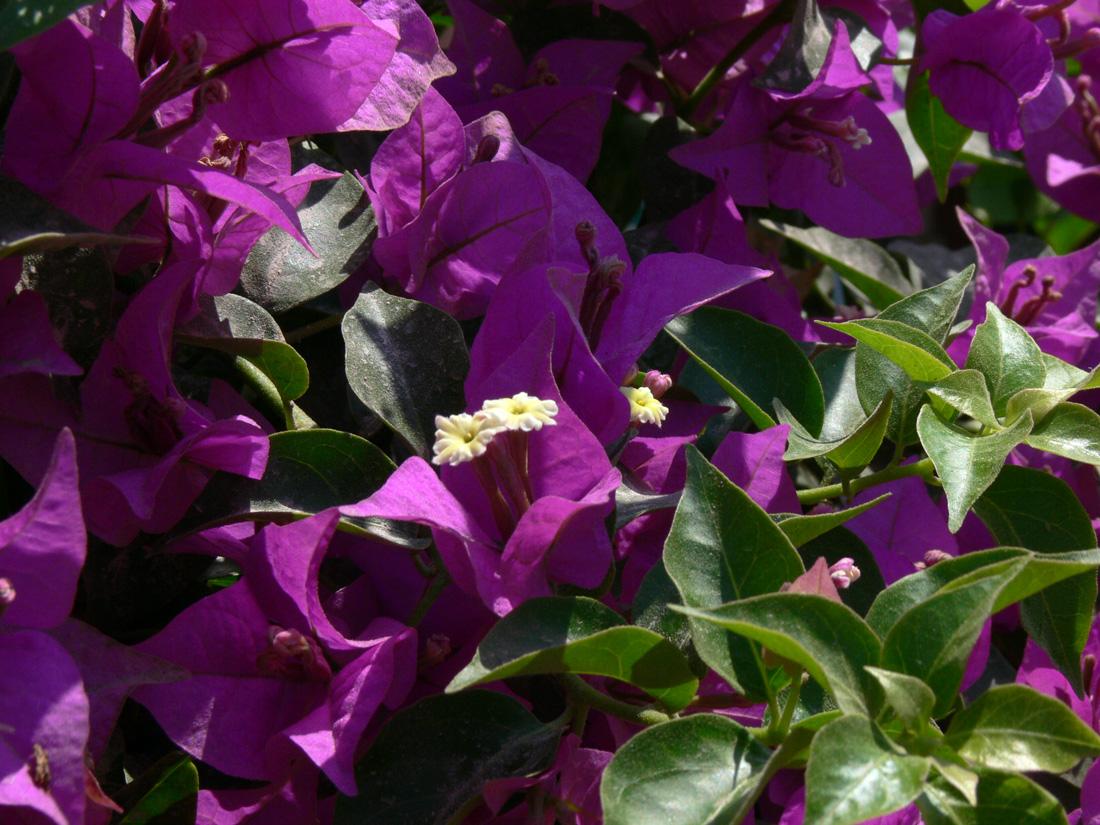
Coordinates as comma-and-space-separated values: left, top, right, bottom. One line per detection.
973, 465, 1098, 696
343, 284, 469, 459
906, 71, 973, 202
116, 752, 198, 825
918, 769, 1070, 825
240, 171, 376, 313
805, 714, 929, 825
776, 494, 892, 548
855, 265, 974, 442
880, 558, 1025, 716
919, 370, 1000, 429
754, 0, 833, 95
776, 392, 892, 470
965, 303, 1046, 417
1024, 402, 1100, 464
601, 714, 773, 825
447, 596, 698, 711
819, 319, 956, 383
674, 593, 881, 714
168, 429, 415, 546
759, 219, 910, 310
864, 667, 935, 733
664, 447, 805, 699
337, 691, 560, 825
666, 307, 825, 435
814, 347, 868, 440
916, 404, 1034, 532
944, 684, 1100, 772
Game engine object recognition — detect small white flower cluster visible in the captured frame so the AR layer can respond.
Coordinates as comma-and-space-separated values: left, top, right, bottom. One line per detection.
620, 386, 669, 427
432, 393, 559, 466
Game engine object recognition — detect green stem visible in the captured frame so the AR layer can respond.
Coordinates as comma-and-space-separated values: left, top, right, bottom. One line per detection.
775, 672, 803, 737
678, 0, 795, 121
557, 674, 671, 727
797, 457, 936, 506
284, 311, 347, 344
407, 545, 450, 626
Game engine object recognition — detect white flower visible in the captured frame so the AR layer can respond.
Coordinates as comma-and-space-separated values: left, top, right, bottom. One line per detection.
431, 412, 506, 466
480, 392, 559, 432
621, 386, 669, 427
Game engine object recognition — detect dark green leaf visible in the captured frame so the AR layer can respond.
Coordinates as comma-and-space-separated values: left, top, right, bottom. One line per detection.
944, 684, 1100, 772
759, 219, 910, 310
965, 304, 1046, 416
754, 0, 833, 95
814, 347, 868, 441
601, 714, 773, 825
614, 484, 681, 533
917, 404, 1034, 532
447, 597, 698, 711
168, 429, 417, 546
240, 171, 375, 313
905, 71, 973, 202
343, 284, 469, 459
805, 714, 929, 825
0, 171, 147, 257
117, 753, 198, 825
1025, 402, 1100, 464
973, 466, 1097, 697
674, 593, 882, 714
880, 559, 1026, 716
664, 448, 805, 699
666, 307, 825, 434
864, 667, 935, 733
919, 769, 1070, 825
633, 560, 705, 679
337, 691, 560, 825
776, 495, 891, 548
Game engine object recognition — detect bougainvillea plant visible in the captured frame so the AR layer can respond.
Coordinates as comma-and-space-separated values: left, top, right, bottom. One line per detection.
5, 0, 1100, 823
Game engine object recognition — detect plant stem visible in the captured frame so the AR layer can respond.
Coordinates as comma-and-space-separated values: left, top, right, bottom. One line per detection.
284, 311, 346, 344
775, 673, 803, 737
407, 545, 450, 626
679, 0, 795, 121
557, 674, 671, 727
797, 457, 936, 505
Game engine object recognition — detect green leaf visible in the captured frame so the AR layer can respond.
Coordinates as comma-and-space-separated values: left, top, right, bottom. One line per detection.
343, 284, 469, 459
633, 560, 705, 679
880, 559, 1026, 716
965, 304, 1046, 416
753, 0, 833, 95
918, 769, 1070, 825
805, 714, 929, 825
601, 714, 773, 825
117, 753, 198, 825
855, 265, 974, 443
447, 596, 698, 711
178, 294, 309, 403
864, 667, 935, 733
614, 484, 681, 532
168, 429, 418, 546
0, 171, 148, 257
240, 171, 375, 313
919, 370, 1000, 429
664, 448, 805, 699
814, 347, 868, 440
776, 391, 892, 470
776, 495, 892, 548
337, 691, 560, 825
759, 219, 910, 310
666, 307, 825, 435
973, 465, 1097, 696
944, 684, 1100, 772
0, 2, 97, 52
673, 593, 882, 714
905, 71, 973, 202
916, 404, 1034, 532
1025, 402, 1100, 464
819, 319, 956, 383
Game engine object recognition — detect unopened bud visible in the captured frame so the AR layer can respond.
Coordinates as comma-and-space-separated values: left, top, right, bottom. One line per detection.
643, 370, 673, 399
179, 31, 207, 63
923, 549, 952, 567
0, 578, 13, 620
471, 134, 500, 165
828, 558, 860, 589
621, 364, 640, 387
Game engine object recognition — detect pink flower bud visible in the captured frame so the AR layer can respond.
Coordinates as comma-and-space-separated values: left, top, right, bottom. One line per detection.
923, 549, 952, 567
828, 558, 860, 589
643, 370, 673, 399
